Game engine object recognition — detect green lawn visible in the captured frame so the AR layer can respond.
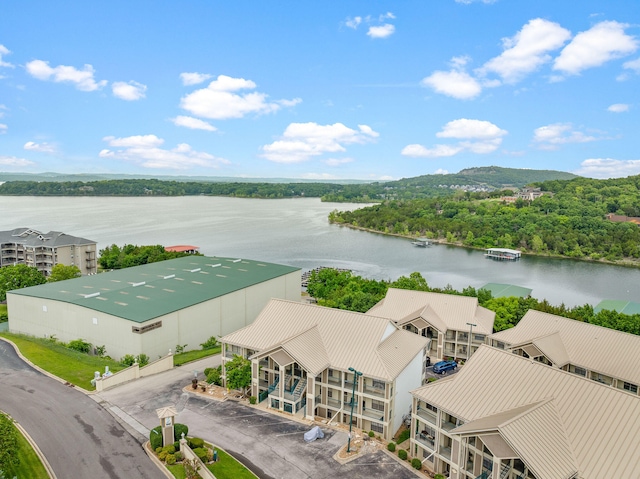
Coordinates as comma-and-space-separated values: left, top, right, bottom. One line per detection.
165, 447, 255, 479
0, 332, 124, 390
173, 346, 221, 367
0, 303, 8, 320
4, 420, 50, 479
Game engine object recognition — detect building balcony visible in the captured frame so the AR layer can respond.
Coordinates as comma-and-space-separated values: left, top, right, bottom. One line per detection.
327, 376, 341, 386
224, 350, 236, 359
415, 432, 435, 450
259, 358, 269, 368
326, 397, 341, 409
363, 385, 386, 398
442, 420, 457, 432
439, 446, 452, 461
362, 408, 385, 421
416, 408, 437, 425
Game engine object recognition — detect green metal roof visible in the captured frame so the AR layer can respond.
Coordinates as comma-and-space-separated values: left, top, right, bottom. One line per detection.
481, 283, 533, 298
594, 300, 640, 315
9, 256, 299, 323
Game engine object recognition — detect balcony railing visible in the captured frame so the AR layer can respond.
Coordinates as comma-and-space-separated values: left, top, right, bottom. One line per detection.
363, 385, 385, 398
416, 408, 437, 425
415, 433, 435, 450
362, 408, 385, 421
327, 376, 341, 386
442, 420, 457, 432
440, 446, 452, 460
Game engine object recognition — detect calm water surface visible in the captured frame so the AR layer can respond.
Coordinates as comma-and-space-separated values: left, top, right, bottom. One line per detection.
1, 196, 639, 307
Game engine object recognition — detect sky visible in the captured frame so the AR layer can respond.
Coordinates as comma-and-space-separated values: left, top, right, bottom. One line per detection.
1, 1, 639, 181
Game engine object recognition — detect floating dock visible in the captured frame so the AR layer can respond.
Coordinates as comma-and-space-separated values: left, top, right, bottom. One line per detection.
485, 248, 521, 260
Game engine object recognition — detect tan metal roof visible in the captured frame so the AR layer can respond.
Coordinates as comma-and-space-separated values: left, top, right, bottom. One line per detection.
270, 349, 295, 367
223, 299, 428, 381
531, 331, 570, 366
476, 434, 518, 459
368, 288, 495, 335
412, 345, 640, 479
490, 310, 640, 385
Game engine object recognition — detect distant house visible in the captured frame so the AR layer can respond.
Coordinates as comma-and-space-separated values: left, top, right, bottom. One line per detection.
0, 227, 97, 276
410, 345, 640, 479
366, 288, 495, 362
605, 213, 640, 225
165, 245, 200, 254
220, 299, 429, 441
488, 309, 640, 395
516, 187, 544, 201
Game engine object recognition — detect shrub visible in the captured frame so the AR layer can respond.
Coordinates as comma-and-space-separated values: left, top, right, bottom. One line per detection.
249, 396, 257, 405
435, 475, 445, 479
206, 366, 222, 385
174, 423, 188, 441
95, 345, 107, 357
175, 344, 187, 354
189, 437, 204, 449
397, 429, 410, 444
200, 336, 219, 350
121, 354, 136, 366
427, 377, 438, 383
173, 440, 180, 451
162, 445, 176, 454
174, 451, 182, 462
158, 450, 168, 461
368, 430, 375, 437
150, 426, 163, 450
137, 353, 150, 367
387, 442, 396, 452
68, 338, 92, 353
193, 447, 208, 462
411, 458, 422, 469
203, 367, 214, 376
398, 449, 408, 460
166, 454, 176, 465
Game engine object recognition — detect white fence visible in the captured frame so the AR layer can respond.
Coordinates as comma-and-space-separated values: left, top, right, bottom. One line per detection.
179, 438, 217, 479
94, 354, 174, 392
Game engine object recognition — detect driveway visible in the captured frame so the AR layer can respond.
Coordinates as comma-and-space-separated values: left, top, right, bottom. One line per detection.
98, 356, 419, 479
0, 339, 159, 479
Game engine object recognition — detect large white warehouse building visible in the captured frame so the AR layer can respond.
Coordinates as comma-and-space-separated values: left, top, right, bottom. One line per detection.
7, 256, 300, 359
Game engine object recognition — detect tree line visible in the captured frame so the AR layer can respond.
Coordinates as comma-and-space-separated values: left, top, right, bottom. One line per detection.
306, 268, 640, 335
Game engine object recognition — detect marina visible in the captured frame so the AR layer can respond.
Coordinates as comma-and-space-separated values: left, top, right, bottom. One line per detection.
485, 248, 522, 261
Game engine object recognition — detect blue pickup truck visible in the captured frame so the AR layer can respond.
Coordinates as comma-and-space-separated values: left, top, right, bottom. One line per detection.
432, 360, 457, 374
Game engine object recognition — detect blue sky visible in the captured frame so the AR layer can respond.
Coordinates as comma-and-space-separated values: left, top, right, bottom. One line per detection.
1, 1, 639, 181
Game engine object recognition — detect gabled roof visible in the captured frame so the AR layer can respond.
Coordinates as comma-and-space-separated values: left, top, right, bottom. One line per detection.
412, 345, 640, 479
0, 227, 96, 247
490, 310, 640, 386
223, 299, 429, 381
367, 288, 495, 335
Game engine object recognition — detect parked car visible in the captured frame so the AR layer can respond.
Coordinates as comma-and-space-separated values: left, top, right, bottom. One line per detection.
433, 360, 457, 374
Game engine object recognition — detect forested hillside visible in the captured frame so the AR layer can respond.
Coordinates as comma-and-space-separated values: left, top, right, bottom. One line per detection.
330, 175, 640, 263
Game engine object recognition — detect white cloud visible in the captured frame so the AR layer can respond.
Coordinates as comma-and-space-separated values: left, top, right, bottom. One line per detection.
0, 155, 35, 167
436, 118, 507, 139
623, 57, 640, 72
607, 103, 629, 113
180, 72, 213, 86
180, 74, 298, 120
479, 18, 571, 83
533, 123, 598, 149
574, 158, 640, 178
262, 122, 378, 163
0, 123, 7, 134
24, 141, 56, 153
367, 24, 395, 39
325, 157, 354, 166
298, 172, 341, 180
171, 115, 217, 131
421, 68, 482, 100
345, 16, 362, 29
433, 169, 449, 175
112, 81, 147, 101
100, 135, 229, 170
402, 118, 506, 158
554, 21, 638, 75
25, 59, 107, 91
0, 45, 14, 68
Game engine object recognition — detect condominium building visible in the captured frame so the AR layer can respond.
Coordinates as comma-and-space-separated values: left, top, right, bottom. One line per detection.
0, 227, 97, 276
220, 299, 429, 441
410, 345, 640, 479
367, 288, 495, 362
488, 310, 640, 395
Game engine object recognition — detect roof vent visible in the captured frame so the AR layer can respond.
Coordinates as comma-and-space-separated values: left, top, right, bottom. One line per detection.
84, 292, 100, 299
132, 281, 146, 287
232, 258, 242, 263
163, 274, 175, 279
190, 268, 201, 273
211, 264, 221, 268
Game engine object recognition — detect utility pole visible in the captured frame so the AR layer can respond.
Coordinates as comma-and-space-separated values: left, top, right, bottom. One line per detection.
466, 322, 476, 362
347, 367, 363, 453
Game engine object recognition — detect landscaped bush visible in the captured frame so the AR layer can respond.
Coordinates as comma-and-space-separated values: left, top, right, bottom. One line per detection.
398, 449, 408, 460
174, 451, 182, 461
158, 450, 169, 461
427, 377, 438, 383
206, 366, 222, 385
411, 458, 422, 469
150, 426, 163, 450
68, 339, 92, 353
121, 354, 136, 366
188, 437, 204, 449
193, 447, 208, 462
162, 445, 176, 454
435, 475, 445, 479
387, 442, 396, 452
137, 353, 149, 367
368, 430, 375, 438
397, 429, 410, 443
166, 454, 176, 465
174, 423, 188, 441
249, 396, 257, 405
200, 336, 219, 350
173, 440, 180, 451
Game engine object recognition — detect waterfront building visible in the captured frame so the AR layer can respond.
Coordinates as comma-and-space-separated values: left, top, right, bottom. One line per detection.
7, 256, 300, 359
367, 288, 495, 362
0, 227, 97, 276
488, 309, 640, 395
220, 299, 429, 441
410, 345, 640, 479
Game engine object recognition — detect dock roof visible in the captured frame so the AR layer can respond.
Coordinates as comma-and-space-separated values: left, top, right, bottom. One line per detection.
594, 299, 640, 315
9, 256, 299, 323
481, 283, 532, 298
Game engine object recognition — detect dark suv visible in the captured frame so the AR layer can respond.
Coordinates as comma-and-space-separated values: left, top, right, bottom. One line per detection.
433, 360, 457, 374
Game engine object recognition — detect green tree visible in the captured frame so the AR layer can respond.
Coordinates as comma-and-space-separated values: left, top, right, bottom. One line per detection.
0, 264, 46, 301
0, 413, 19, 474
225, 354, 252, 394
48, 263, 81, 282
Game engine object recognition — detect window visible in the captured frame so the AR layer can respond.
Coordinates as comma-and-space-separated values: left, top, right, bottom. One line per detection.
372, 379, 385, 390
371, 399, 385, 412
371, 422, 384, 433
328, 369, 334, 377
496, 341, 505, 349
624, 382, 638, 394
474, 334, 485, 342
328, 389, 333, 398
572, 366, 586, 377
425, 402, 437, 413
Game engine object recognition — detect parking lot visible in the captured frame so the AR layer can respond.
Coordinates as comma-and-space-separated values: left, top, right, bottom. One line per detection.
424, 363, 460, 381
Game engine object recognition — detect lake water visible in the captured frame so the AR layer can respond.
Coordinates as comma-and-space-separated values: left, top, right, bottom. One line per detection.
1, 196, 639, 307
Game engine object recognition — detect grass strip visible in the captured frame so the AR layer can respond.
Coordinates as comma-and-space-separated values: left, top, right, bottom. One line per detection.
173, 346, 221, 367
3, 418, 50, 479
0, 332, 124, 390
207, 447, 256, 479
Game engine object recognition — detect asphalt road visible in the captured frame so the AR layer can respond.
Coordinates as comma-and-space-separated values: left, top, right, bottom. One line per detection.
98, 356, 420, 479
0, 340, 159, 479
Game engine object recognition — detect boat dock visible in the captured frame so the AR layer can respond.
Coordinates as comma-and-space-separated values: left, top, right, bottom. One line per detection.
485, 248, 522, 261
411, 238, 431, 247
